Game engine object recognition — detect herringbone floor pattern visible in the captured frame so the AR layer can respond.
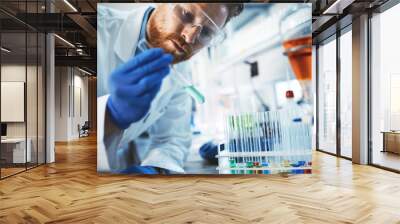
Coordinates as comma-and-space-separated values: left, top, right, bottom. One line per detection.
1, 135, 400, 224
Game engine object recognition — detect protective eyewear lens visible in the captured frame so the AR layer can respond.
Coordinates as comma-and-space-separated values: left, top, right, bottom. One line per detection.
171, 4, 226, 46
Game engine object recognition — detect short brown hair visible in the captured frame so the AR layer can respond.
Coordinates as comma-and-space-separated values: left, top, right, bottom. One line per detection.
223, 3, 244, 26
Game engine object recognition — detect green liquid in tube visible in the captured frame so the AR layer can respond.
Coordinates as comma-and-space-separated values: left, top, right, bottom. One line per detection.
184, 85, 205, 104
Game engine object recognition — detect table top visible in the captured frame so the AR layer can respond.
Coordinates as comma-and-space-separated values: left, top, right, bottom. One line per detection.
381, 131, 400, 134
1, 138, 27, 143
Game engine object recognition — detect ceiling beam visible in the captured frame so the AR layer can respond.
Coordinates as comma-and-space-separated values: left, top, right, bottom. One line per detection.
55, 55, 96, 72
323, 0, 356, 14
67, 14, 97, 46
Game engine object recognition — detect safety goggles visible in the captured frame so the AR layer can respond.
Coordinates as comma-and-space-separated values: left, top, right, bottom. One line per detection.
169, 3, 227, 46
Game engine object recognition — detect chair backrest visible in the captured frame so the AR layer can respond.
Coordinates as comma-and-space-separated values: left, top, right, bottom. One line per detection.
82, 121, 90, 129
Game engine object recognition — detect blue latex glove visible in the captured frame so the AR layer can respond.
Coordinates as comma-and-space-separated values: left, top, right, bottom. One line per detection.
199, 141, 218, 164
119, 165, 159, 174
107, 48, 174, 129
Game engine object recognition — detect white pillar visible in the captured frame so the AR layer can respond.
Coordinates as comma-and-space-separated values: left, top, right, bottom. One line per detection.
46, 32, 55, 163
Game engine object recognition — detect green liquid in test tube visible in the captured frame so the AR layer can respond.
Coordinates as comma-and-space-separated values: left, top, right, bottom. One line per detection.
172, 66, 205, 104
186, 85, 205, 104
184, 85, 205, 104
138, 39, 205, 104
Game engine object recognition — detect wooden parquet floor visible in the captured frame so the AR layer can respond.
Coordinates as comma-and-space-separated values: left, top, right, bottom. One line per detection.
1, 135, 400, 224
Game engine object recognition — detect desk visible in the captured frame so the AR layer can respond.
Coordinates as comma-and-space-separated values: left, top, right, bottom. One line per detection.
1, 138, 31, 163
98, 134, 219, 174
381, 131, 400, 154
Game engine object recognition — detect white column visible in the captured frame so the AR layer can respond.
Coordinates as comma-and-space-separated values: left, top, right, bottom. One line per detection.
46, 32, 55, 163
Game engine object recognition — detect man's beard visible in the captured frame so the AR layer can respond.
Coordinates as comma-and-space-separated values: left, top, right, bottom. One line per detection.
147, 18, 193, 64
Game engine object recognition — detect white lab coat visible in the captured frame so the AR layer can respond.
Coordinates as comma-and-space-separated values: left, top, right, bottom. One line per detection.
97, 5, 192, 173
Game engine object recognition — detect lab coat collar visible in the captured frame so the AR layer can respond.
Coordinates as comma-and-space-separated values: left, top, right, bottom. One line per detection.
114, 6, 149, 62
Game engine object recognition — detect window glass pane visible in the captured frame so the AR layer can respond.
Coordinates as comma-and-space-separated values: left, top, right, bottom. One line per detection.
26, 0, 39, 169
340, 29, 352, 158
0, 0, 46, 179
318, 37, 337, 154
371, 4, 400, 171
1, 29, 28, 177
27, 31, 38, 169
38, 32, 45, 165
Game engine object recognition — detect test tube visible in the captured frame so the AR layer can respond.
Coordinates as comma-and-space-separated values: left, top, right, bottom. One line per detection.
137, 39, 205, 104
222, 109, 314, 175
241, 114, 247, 167
283, 110, 291, 171
258, 112, 263, 171
286, 109, 295, 169
225, 115, 231, 173
248, 114, 253, 164
250, 114, 255, 167
171, 67, 205, 104
231, 114, 238, 167
261, 112, 269, 172
276, 111, 283, 172
264, 112, 272, 169
269, 112, 276, 169
233, 115, 239, 172
276, 111, 285, 172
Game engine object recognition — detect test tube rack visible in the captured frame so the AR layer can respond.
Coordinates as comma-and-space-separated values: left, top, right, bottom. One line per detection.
216, 109, 312, 174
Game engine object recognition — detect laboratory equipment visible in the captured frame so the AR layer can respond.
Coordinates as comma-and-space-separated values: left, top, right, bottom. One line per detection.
280, 5, 313, 106
137, 39, 205, 104
283, 36, 312, 104
216, 108, 312, 175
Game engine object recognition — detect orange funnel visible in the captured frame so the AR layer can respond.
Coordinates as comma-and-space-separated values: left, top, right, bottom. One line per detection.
283, 36, 312, 81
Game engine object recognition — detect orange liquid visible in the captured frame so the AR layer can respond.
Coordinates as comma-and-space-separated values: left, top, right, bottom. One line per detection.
283, 36, 312, 80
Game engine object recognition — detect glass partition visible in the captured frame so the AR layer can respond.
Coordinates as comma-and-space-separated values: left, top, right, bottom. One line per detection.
27, 31, 38, 169
339, 28, 352, 158
1, 30, 28, 177
317, 36, 337, 154
38, 32, 45, 165
0, 1, 46, 179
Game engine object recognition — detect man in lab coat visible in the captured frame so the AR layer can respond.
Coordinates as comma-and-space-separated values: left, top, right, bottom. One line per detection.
97, 3, 244, 174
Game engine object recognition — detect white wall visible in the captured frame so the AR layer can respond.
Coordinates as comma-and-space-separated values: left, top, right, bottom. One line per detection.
1, 65, 27, 140
55, 67, 68, 141
72, 73, 89, 138
54, 67, 89, 141
1, 66, 26, 130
